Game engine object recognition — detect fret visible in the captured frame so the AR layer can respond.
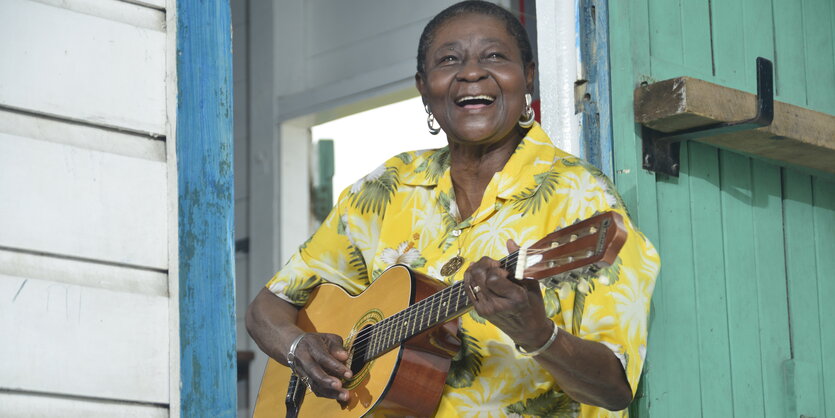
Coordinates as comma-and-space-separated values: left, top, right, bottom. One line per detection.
418, 298, 427, 331
453, 282, 464, 312
392, 311, 402, 344
434, 290, 441, 322
413, 302, 421, 336
380, 317, 392, 353
404, 309, 412, 340
406, 305, 416, 338
401, 310, 409, 341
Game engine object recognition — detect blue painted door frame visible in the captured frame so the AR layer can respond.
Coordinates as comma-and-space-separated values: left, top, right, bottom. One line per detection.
176, 0, 236, 416
578, 0, 615, 178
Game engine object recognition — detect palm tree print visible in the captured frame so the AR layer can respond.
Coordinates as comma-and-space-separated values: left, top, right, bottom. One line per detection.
544, 290, 561, 317
283, 275, 321, 305
349, 165, 399, 215
572, 289, 587, 335
562, 158, 627, 212
512, 170, 561, 215
505, 389, 579, 417
446, 328, 484, 388
395, 151, 413, 165
414, 147, 450, 183
347, 245, 369, 280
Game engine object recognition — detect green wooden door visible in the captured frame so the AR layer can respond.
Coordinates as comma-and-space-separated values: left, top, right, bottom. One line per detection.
607, 0, 835, 416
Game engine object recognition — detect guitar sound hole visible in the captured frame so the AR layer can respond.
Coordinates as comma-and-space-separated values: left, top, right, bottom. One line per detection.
349, 325, 373, 375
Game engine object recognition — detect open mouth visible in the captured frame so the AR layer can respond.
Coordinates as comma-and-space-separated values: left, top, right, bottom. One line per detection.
455, 95, 495, 109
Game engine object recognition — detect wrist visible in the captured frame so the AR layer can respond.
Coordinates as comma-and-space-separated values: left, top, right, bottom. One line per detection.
515, 321, 558, 357
286, 332, 308, 371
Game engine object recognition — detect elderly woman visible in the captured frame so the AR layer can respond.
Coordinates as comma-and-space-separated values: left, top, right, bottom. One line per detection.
247, 1, 660, 416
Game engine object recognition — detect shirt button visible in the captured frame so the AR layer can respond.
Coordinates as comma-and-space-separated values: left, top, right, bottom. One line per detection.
452, 229, 461, 237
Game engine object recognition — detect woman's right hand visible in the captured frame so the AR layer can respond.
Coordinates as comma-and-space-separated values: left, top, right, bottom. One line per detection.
286, 332, 353, 401
246, 288, 353, 402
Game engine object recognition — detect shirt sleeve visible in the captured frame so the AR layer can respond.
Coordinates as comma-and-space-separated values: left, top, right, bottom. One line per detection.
549, 159, 661, 396
265, 188, 373, 307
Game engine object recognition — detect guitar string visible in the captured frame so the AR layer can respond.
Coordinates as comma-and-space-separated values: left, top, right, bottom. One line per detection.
347, 251, 522, 355
344, 243, 583, 355
345, 243, 577, 354
347, 238, 594, 356
346, 224, 604, 358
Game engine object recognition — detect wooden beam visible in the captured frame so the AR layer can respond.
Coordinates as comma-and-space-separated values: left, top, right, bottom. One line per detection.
634, 76, 835, 175
176, 0, 236, 415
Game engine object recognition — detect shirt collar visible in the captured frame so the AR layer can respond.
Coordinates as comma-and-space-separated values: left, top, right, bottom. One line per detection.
402, 123, 562, 191
401, 123, 566, 225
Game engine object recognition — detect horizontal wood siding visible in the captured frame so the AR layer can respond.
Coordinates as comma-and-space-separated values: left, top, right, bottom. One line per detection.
0, 0, 173, 413
0, 128, 168, 270
0, 392, 167, 418
0, 275, 169, 403
0, 0, 166, 135
609, 0, 835, 416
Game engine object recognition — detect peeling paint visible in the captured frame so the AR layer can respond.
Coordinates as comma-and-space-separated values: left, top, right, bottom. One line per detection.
176, 0, 236, 416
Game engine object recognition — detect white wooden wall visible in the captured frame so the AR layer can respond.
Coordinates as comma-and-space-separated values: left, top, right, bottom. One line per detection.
0, 0, 176, 416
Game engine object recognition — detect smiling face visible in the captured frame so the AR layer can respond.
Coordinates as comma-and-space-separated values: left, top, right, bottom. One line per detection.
416, 13, 535, 148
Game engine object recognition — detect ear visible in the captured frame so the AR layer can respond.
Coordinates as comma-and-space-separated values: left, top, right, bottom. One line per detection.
415, 72, 427, 101
525, 62, 536, 93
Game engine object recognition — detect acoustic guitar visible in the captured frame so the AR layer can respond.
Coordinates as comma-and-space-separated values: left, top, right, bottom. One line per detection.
253, 211, 627, 418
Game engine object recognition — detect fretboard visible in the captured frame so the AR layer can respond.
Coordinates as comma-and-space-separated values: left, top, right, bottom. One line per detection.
362, 252, 518, 361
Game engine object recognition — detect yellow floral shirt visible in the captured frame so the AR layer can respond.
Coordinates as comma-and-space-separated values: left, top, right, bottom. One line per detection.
267, 124, 660, 417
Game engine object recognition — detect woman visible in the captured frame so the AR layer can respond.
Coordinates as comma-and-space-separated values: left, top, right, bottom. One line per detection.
247, 1, 660, 416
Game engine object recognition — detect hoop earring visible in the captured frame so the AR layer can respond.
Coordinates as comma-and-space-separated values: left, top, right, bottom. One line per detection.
519, 93, 535, 128
425, 104, 441, 135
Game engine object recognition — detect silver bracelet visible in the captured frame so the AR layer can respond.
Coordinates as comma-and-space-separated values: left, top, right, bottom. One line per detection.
515, 322, 559, 357
286, 333, 307, 371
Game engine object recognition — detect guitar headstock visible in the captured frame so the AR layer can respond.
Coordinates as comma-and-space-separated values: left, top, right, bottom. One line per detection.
515, 211, 627, 287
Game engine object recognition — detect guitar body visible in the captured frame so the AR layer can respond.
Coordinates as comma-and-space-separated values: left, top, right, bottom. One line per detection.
253, 265, 461, 418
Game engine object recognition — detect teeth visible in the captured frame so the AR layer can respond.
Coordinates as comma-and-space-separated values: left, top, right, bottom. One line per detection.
456, 95, 495, 104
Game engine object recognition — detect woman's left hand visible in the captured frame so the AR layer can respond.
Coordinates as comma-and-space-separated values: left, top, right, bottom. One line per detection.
463, 240, 554, 349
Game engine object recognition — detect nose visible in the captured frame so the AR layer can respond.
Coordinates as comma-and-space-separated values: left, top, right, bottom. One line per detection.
456, 57, 488, 82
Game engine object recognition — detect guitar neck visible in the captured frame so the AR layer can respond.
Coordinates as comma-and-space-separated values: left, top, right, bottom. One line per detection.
360, 211, 626, 362
363, 254, 518, 361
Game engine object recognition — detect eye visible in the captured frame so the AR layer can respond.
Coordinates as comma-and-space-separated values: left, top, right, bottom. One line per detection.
486, 52, 505, 60
440, 55, 458, 63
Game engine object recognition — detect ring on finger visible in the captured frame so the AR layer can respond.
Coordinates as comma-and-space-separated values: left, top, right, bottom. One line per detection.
469, 284, 481, 301
300, 375, 311, 389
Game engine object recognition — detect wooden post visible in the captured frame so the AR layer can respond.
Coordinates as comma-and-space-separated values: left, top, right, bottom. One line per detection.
176, 0, 236, 415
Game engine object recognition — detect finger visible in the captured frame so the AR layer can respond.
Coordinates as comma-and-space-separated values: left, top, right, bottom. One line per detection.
295, 341, 348, 400
506, 238, 520, 253
519, 277, 542, 293
481, 267, 519, 298
464, 270, 480, 303
322, 334, 349, 361
322, 334, 353, 378
464, 262, 490, 303
307, 335, 352, 381
301, 359, 349, 400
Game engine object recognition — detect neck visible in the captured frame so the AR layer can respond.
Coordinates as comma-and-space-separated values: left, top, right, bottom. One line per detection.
448, 129, 524, 219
